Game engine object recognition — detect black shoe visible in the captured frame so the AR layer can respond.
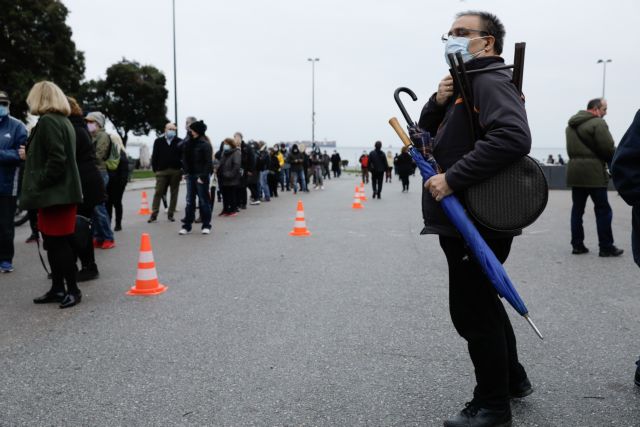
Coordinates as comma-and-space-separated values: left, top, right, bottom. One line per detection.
572, 246, 589, 254
147, 215, 157, 223
77, 265, 99, 282
33, 291, 65, 304
509, 377, 533, 398
635, 360, 640, 387
444, 402, 512, 427
60, 292, 82, 309
599, 246, 624, 257
114, 224, 122, 231
167, 216, 175, 222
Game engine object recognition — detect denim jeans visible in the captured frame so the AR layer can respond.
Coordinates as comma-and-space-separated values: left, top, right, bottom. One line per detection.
183, 175, 211, 231
313, 165, 323, 187
280, 168, 290, 190
291, 169, 307, 192
93, 171, 114, 242
570, 187, 614, 250
259, 170, 271, 200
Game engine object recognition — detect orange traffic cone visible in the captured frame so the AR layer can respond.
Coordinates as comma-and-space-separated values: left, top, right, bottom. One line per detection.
127, 233, 167, 296
138, 191, 151, 215
359, 182, 368, 201
352, 186, 364, 209
289, 200, 311, 237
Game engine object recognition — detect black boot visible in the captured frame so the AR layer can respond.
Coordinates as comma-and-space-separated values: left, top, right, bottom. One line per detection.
444, 402, 512, 427
635, 360, 640, 387
60, 291, 82, 309
77, 264, 99, 282
509, 377, 533, 398
33, 290, 65, 304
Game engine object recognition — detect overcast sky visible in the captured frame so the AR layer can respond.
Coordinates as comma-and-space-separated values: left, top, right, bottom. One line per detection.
64, 0, 639, 152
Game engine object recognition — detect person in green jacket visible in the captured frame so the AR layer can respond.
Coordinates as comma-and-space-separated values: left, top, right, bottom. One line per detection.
566, 98, 623, 257
20, 81, 84, 308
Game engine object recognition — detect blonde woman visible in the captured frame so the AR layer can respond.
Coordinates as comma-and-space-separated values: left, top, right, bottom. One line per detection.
20, 81, 83, 309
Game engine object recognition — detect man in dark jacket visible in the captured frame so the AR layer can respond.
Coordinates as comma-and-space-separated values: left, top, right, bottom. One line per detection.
368, 141, 389, 199
566, 98, 623, 257
180, 120, 212, 235
611, 109, 640, 388
149, 122, 182, 223
418, 11, 533, 427
0, 91, 27, 273
330, 150, 342, 177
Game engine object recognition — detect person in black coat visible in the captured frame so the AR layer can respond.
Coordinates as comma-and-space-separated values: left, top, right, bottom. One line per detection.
330, 150, 342, 177
218, 138, 242, 215
368, 141, 389, 199
68, 97, 105, 281
105, 133, 129, 231
395, 146, 415, 192
610, 108, 640, 388
418, 12, 532, 426
180, 120, 213, 234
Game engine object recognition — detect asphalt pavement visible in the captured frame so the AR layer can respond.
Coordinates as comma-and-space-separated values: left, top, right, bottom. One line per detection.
1, 175, 639, 426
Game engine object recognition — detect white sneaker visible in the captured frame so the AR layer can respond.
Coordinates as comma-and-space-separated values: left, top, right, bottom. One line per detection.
320, 186, 325, 190
179, 228, 191, 235
250, 200, 260, 205
201, 228, 211, 235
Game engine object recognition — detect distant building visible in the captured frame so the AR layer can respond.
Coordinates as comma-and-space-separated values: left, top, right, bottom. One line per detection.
279, 140, 336, 149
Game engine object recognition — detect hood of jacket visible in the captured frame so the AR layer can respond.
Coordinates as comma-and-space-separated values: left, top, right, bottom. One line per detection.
568, 110, 597, 129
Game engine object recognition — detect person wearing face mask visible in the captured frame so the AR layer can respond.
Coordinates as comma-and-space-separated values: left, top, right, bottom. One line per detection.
180, 120, 212, 234
418, 11, 533, 427
0, 91, 27, 273
85, 111, 115, 249
287, 144, 306, 194
566, 98, 622, 257
217, 138, 241, 216
149, 122, 183, 223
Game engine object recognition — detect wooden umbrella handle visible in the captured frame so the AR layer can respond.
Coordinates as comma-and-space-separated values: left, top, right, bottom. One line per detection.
388, 117, 412, 147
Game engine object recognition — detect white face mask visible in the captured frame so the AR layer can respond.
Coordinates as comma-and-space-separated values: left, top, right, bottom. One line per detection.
87, 122, 98, 133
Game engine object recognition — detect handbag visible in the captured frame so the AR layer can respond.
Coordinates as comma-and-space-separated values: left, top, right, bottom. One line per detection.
464, 155, 548, 232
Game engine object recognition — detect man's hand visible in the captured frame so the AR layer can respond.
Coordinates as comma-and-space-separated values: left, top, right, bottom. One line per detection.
435, 74, 454, 106
424, 173, 453, 202
18, 145, 26, 160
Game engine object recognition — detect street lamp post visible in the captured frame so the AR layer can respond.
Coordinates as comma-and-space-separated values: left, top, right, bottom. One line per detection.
172, 0, 178, 125
597, 59, 612, 98
307, 58, 319, 145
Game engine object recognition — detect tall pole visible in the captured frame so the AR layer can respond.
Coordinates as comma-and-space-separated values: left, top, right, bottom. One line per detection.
172, 0, 178, 125
597, 59, 611, 98
308, 58, 319, 144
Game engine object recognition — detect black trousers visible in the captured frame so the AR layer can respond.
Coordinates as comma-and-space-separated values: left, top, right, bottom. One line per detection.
371, 171, 384, 196
439, 236, 527, 409
43, 234, 79, 295
237, 180, 248, 208
77, 204, 96, 269
106, 174, 127, 227
0, 196, 17, 262
222, 186, 238, 213
400, 174, 410, 191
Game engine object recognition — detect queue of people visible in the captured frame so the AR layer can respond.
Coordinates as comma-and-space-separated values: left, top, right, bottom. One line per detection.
147, 124, 346, 234
0, 82, 131, 307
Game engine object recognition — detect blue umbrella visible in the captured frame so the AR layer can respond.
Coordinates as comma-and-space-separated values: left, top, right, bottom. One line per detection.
389, 115, 543, 339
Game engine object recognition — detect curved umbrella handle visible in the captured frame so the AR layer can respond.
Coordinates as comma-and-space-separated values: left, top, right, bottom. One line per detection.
394, 87, 418, 127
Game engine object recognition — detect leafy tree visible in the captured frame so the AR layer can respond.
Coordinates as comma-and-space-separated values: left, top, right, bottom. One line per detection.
80, 59, 168, 145
0, 0, 85, 121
